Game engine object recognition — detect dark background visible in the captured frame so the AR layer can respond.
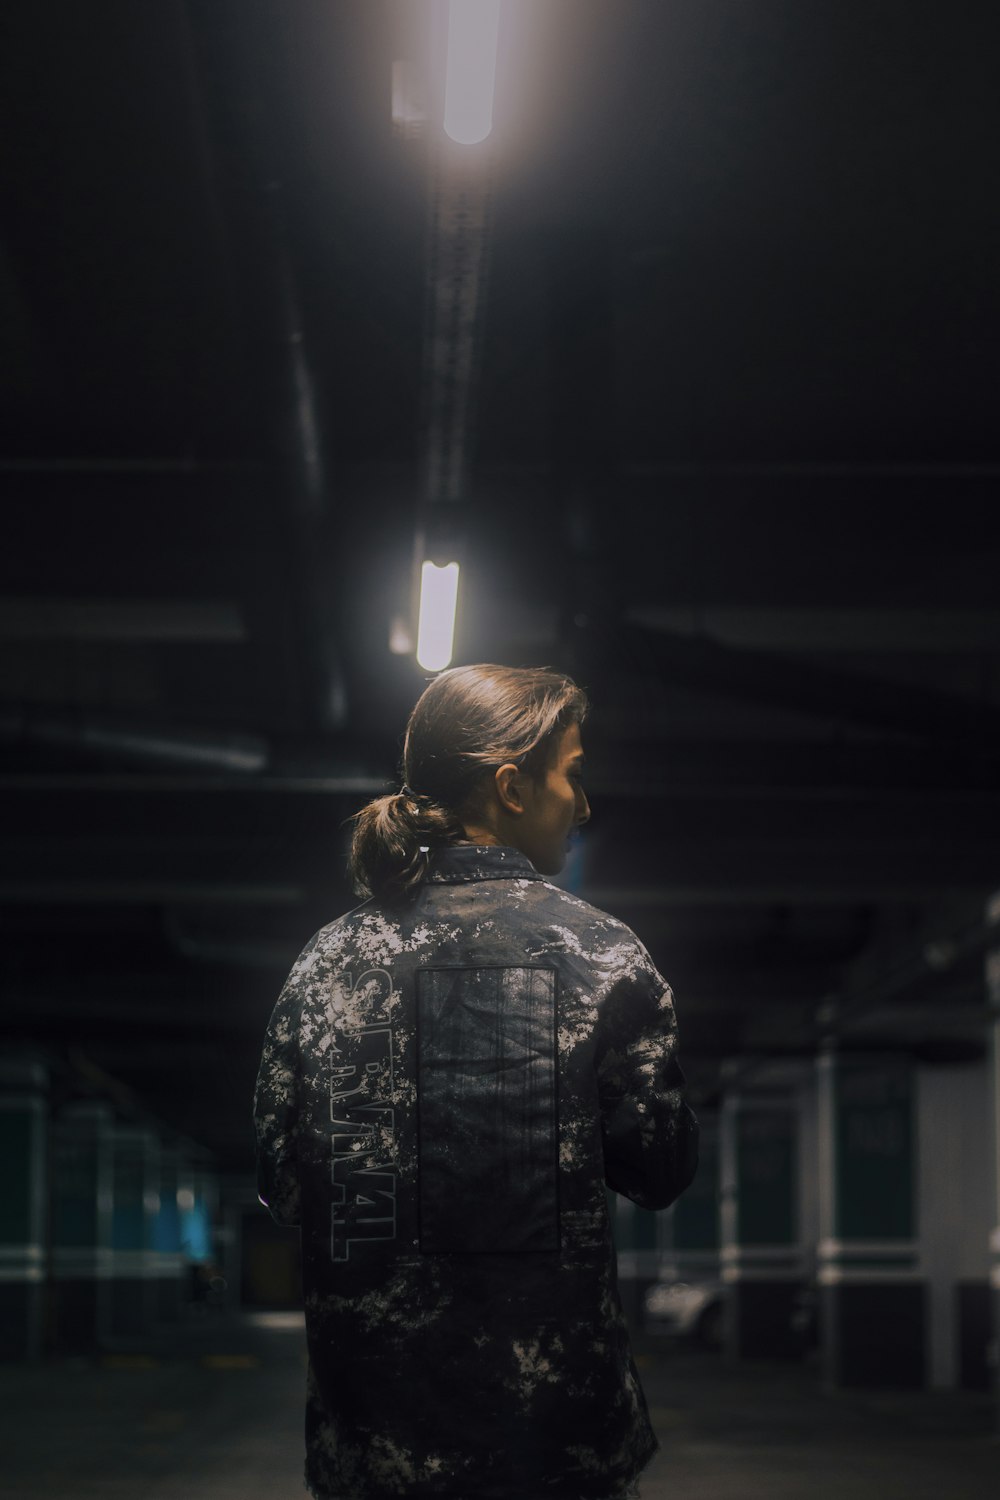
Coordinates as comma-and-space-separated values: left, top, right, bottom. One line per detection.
3, 0, 999, 1171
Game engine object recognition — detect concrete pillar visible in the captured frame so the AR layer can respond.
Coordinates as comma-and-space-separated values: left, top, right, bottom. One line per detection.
217, 1173, 255, 1314
0, 1056, 47, 1362
151, 1143, 185, 1323
918, 1058, 993, 1389
817, 1050, 924, 1387
720, 1082, 805, 1359
51, 1103, 114, 1354
181, 1167, 220, 1309
987, 891, 1000, 1403
109, 1126, 159, 1340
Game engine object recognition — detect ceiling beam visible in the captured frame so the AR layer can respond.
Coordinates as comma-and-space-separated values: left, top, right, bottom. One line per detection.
625, 605, 1000, 654
0, 598, 246, 642
615, 623, 1000, 746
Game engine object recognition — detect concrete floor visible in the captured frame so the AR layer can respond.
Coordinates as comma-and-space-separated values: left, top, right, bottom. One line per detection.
3, 1311, 997, 1500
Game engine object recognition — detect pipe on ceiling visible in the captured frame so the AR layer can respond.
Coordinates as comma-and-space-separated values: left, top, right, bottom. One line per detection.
0, 703, 269, 773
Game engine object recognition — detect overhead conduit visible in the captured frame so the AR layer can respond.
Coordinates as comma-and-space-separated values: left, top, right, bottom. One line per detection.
0, 702, 270, 773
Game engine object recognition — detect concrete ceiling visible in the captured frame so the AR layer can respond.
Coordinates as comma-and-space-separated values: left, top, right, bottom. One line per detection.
2, 1, 999, 1166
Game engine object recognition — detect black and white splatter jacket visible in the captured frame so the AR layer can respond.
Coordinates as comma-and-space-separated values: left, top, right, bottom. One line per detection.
254, 843, 699, 1500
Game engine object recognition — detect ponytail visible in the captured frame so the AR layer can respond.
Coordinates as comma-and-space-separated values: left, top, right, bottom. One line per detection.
348, 786, 466, 903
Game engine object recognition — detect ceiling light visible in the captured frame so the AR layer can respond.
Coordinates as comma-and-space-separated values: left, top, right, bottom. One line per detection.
444, 0, 501, 145
416, 561, 460, 671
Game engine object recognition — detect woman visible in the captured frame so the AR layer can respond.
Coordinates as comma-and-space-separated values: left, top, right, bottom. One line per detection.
254, 663, 699, 1500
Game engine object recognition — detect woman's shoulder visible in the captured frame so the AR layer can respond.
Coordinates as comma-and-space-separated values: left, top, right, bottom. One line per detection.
534, 879, 645, 951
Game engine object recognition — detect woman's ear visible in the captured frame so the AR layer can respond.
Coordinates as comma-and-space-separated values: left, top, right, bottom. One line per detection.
494, 763, 525, 816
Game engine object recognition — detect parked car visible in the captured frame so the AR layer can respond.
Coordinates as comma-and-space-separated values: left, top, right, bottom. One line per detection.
643, 1277, 725, 1347
643, 1276, 819, 1353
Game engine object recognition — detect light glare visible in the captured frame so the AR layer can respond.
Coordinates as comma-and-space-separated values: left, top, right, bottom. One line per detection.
444, 0, 501, 144
416, 561, 460, 672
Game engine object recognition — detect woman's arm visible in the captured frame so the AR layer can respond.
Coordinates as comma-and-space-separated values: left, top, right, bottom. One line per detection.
596, 937, 700, 1211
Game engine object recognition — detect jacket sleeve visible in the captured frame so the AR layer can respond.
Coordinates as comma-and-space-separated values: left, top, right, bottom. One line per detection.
253, 959, 305, 1228
595, 936, 699, 1211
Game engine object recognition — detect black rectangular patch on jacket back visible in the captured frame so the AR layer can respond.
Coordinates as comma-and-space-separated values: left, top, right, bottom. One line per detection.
416, 966, 559, 1254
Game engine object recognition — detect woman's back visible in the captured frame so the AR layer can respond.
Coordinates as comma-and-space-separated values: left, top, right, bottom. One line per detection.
256, 841, 699, 1500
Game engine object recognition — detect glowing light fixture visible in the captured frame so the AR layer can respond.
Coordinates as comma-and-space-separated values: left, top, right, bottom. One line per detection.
444, 0, 501, 144
416, 560, 460, 671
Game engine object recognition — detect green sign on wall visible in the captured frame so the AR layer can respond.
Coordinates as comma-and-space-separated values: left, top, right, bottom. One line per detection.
736, 1108, 796, 1246
835, 1058, 913, 1240
0, 1112, 33, 1244
53, 1136, 99, 1248
113, 1147, 147, 1251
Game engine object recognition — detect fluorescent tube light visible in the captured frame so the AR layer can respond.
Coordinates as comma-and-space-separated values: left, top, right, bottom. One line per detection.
444, 0, 501, 145
416, 561, 460, 671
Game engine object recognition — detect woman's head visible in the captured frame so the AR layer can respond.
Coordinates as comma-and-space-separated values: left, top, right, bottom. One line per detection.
348, 663, 589, 901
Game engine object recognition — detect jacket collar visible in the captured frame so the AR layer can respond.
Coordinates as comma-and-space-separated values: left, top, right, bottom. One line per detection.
425, 844, 543, 884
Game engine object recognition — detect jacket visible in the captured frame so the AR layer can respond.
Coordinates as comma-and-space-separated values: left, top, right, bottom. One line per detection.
254, 843, 699, 1500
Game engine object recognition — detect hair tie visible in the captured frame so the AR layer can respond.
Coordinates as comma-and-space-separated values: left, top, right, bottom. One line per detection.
400, 783, 418, 800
